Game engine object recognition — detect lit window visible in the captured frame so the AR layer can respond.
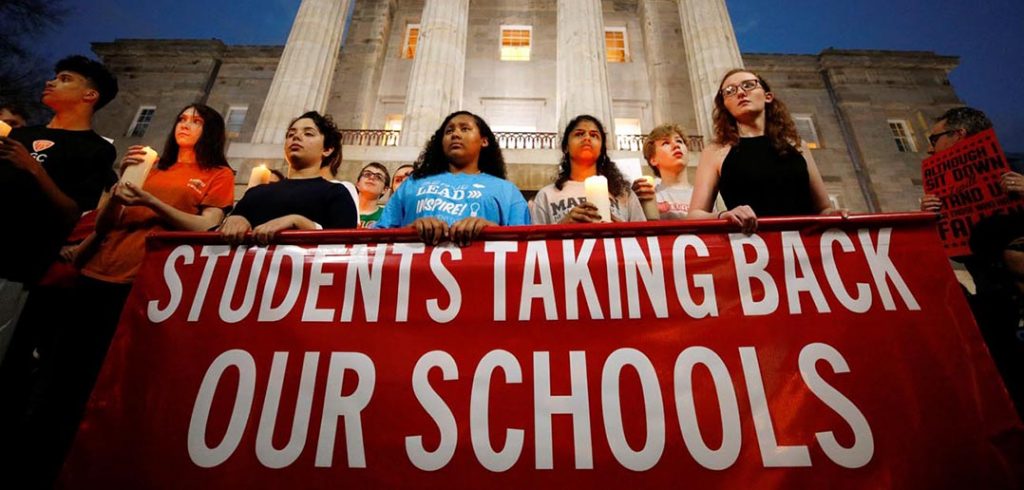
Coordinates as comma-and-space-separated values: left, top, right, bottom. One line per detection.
402, 24, 420, 59
500, 26, 531, 61
793, 115, 820, 149
225, 106, 248, 138
605, 28, 629, 63
888, 119, 917, 153
384, 114, 403, 132
614, 118, 642, 151
127, 106, 156, 138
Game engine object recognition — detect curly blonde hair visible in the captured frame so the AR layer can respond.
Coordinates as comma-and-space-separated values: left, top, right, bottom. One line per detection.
712, 69, 801, 156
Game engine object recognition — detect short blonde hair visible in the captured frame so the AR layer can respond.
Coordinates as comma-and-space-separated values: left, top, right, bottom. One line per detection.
642, 124, 688, 177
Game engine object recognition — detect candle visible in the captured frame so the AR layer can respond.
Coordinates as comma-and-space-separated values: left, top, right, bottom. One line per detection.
0, 120, 11, 137
247, 164, 272, 189
583, 175, 612, 223
640, 175, 660, 220
121, 146, 158, 186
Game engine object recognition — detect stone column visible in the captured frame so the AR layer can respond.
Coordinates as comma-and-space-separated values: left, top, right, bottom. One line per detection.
556, 0, 615, 142
677, 0, 743, 139
399, 0, 470, 147
640, 0, 696, 132
251, 0, 352, 145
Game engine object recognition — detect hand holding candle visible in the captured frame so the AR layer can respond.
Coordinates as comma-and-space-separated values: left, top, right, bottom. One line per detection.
583, 175, 612, 223
247, 164, 272, 189
120, 146, 158, 187
639, 175, 660, 220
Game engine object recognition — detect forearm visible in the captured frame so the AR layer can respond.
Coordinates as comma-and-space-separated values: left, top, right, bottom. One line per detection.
29, 166, 80, 226
686, 208, 719, 220
288, 215, 319, 230
93, 192, 122, 235
149, 198, 224, 231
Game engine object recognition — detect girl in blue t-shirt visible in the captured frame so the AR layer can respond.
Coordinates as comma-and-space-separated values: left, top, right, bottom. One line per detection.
376, 111, 530, 245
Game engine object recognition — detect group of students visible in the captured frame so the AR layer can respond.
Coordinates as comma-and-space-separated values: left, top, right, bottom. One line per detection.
0, 55, 840, 486
253, 70, 837, 243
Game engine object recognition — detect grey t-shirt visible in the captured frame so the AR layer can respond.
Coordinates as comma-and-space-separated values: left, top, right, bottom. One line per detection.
655, 182, 694, 220
530, 180, 646, 224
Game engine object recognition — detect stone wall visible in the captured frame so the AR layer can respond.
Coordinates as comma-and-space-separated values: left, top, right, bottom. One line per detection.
819, 49, 960, 212
746, 50, 961, 212
92, 40, 280, 161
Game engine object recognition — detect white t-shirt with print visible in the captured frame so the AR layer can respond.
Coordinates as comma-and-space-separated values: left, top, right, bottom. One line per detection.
530, 180, 646, 224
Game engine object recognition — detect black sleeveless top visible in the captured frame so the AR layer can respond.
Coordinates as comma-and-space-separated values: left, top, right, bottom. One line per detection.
719, 136, 814, 217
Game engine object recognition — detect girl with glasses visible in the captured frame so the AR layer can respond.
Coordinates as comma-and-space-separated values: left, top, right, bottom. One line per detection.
687, 69, 840, 232
375, 111, 530, 246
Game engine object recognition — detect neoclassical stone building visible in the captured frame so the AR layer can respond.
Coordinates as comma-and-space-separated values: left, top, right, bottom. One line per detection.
90, 0, 963, 212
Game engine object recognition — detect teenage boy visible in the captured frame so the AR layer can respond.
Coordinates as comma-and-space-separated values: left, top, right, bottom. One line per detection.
631, 123, 695, 220
0, 55, 118, 485
0, 55, 119, 289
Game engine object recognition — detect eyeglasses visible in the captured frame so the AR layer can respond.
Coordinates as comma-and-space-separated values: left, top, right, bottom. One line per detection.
928, 130, 958, 146
1006, 241, 1024, 253
720, 79, 761, 98
359, 170, 386, 182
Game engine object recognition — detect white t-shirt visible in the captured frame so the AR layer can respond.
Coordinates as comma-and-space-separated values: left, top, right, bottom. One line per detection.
530, 180, 646, 224
330, 179, 360, 227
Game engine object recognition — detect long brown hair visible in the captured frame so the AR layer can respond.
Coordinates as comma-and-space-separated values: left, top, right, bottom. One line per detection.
158, 104, 229, 170
712, 69, 801, 156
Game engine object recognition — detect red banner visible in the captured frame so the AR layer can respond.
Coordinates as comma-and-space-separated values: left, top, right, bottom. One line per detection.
921, 128, 1022, 257
60, 215, 1023, 488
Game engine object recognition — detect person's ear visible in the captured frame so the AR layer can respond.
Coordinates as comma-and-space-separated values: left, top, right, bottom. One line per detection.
322, 146, 335, 159
83, 88, 100, 105
764, 91, 774, 103
481, 137, 490, 148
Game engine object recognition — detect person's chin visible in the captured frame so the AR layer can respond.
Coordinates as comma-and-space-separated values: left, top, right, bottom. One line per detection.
447, 149, 468, 160
287, 150, 311, 165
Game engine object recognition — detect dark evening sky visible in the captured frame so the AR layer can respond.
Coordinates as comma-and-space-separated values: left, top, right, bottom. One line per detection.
36, 0, 1024, 151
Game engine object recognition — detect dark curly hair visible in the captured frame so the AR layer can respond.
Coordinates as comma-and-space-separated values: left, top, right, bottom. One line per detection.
412, 111, 506, 179
158, 104, 229, 170
555, 114, 629, 198
289, 111, 342, 169
938, 107, 992, 136
712, 69, 801, 157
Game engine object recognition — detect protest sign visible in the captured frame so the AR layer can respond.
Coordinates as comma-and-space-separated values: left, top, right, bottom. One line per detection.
922, 129, 1022, 256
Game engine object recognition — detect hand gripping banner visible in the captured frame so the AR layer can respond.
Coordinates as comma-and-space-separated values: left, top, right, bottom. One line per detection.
60, 214, 1024, 488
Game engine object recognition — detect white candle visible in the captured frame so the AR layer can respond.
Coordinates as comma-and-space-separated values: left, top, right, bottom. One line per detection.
640, 175, 660, 220
247, 164, 272, 189
584, 175, 612, 223
0, 120, 11, 137
121, 146, 158, 186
